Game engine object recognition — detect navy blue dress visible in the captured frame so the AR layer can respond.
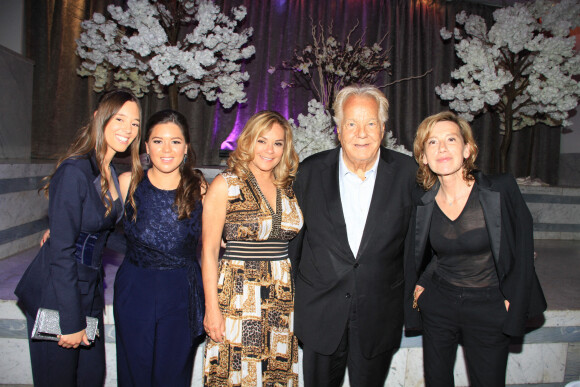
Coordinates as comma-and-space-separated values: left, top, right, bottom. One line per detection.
114, 173, 204, 387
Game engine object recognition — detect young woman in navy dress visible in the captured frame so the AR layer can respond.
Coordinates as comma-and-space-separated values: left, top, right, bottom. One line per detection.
114, 109, 206, 387
15, 90, 142, 387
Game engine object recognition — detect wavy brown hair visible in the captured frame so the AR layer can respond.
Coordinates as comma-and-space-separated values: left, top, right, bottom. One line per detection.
414, 111, 479, 191
42, 89, 143, 216
227, 111, 299, 188
144, 109, 206, 220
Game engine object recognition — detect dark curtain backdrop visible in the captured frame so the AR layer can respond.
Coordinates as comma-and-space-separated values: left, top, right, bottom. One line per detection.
25, 0, 561, 184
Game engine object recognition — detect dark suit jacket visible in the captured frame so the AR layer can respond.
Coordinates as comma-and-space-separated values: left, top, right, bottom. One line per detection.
15, 153, 122, 334
404, 171, 547, 336
289, 146, 417, 357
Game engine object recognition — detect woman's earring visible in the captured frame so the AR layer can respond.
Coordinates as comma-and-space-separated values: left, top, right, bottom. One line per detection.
182, 154, 188, 165
146, 154, 150, 164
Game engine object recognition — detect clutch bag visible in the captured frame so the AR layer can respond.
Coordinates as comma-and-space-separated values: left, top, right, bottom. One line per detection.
31, 308, 99, 345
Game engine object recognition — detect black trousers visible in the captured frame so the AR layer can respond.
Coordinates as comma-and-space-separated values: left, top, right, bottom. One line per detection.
302, 300, 394, 387
26, 311, 106, 387
418, 273, 511, 387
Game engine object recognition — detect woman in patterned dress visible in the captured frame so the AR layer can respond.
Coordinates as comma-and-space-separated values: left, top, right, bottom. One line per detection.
202, 110, 303, 386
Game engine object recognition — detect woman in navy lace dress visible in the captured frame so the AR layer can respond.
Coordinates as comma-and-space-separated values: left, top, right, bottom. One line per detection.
15, 90, 142, 387
114, 110, 206, 387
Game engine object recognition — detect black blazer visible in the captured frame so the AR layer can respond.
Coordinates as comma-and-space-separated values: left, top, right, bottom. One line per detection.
290, 146, 417, 357
15, 153, 122, 334
404, 171, 547, 336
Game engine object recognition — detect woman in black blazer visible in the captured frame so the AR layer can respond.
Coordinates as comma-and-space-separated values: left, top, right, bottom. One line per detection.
404, 111, 546, 387
15, 90, 142, 387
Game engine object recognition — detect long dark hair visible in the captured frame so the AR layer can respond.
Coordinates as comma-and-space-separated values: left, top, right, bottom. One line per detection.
144, 109, 205, 219
42, 89, 143, 216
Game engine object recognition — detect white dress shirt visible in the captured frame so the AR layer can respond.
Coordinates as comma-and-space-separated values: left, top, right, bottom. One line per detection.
338, 149, 380, 258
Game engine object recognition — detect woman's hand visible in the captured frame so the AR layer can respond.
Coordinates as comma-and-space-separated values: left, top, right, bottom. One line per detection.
204, 307, 225, 343
414, 285, 425, 300
39, 229, 50, 247
504, 299, 510, 311
412, 285, 425, 309
58, 329, 89, 349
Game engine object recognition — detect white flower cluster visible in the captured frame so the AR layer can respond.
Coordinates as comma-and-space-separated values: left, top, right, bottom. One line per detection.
383, 129, 412, 157
289, 99, 337, 161
76, 0, 255, 108
436, 0, 580, 132
290, 99, 410, 160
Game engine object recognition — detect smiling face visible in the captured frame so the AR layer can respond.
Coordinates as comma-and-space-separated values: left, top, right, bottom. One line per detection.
337, 95, 384, 173
146, 122, 187, 175
422, 120, 471, 179
249, 123, 285, 175
103, 101, 140, 160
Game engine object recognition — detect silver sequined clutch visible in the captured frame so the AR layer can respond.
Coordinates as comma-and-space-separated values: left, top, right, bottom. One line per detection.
31, 308, 99, 345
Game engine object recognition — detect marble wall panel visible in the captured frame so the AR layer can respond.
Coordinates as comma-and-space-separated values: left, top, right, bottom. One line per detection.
506, 343, 567, 384
104, 342, 117, 387
403, 348, 425, 387
192, 343, 205, 386
453, 349, 469, 386
0, 231, 44, 261
520, 186, 566, 195
565, 343, 580, 384
0, 46, 33, 160
0, 300, 25, 319
545, 311, 580, 327
534, 231, 562, 240
0, 163, 54, 178
527, 203, 580, 225
0, 191, 47, 230
385, 348, 408, 386
0, 338, 33, 384
560, 232, 580, 240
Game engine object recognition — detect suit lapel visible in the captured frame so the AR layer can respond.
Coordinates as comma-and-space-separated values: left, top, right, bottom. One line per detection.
477, 175, 502, 264
89, 152, 103, 200
89, 152, 123, 222
415, 187, 437, 271
322, 148, 355, 260
357, 149, 392, 259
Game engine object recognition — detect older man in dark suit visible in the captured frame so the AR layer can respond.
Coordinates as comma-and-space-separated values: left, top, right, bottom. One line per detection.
290, 84, 417, 387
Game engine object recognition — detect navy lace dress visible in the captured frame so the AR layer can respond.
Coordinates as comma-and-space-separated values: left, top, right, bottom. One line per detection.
114, 173, 204, 387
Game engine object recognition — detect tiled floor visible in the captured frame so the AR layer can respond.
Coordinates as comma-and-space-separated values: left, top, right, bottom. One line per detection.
1, 238, 578, 311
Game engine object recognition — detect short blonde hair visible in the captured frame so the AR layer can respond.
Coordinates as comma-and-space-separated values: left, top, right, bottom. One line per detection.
414, 111, 479, 190
228, 111, 299, 188
333, 84, 389, 128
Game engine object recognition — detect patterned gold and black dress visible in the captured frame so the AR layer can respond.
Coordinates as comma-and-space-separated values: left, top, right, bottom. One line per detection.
203, 171, 303, 387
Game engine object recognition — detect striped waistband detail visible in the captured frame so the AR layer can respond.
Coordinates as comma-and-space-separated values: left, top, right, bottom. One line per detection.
222, 240, 289, 261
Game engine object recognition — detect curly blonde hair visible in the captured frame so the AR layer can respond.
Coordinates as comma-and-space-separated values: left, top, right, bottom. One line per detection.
227, 111, 299, 188
414, 111, 478, 190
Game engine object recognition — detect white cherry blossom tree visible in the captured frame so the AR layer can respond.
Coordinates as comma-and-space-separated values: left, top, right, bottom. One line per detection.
76, 0, 255, 110
436, 0, 580, 173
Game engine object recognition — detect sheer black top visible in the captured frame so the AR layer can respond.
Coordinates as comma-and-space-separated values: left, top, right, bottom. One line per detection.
425, 184, 498, 288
